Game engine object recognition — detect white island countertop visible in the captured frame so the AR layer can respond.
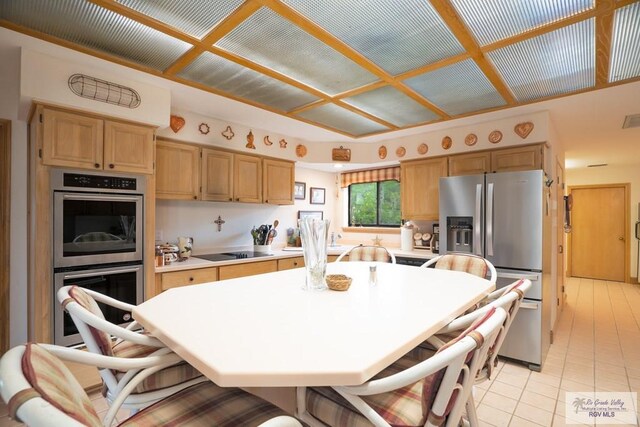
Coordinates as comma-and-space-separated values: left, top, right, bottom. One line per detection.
156, 246, 438, 273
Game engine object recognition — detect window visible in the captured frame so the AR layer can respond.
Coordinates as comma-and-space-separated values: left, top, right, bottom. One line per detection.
348, 180, 401, 227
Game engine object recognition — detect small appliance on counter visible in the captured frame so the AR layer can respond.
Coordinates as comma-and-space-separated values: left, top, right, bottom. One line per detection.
400, 221, 416, 251
431, 224, 439, 253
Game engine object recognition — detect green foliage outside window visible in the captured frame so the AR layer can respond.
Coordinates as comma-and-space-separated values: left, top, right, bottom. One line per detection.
349, 180, 401, 227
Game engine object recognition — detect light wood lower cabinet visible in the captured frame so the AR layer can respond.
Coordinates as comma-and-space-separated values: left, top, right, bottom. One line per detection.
156, 140, 200, 200
219, 260, 278, 280
328, 255, 340, 262
158, 267, 218, 292
278, 257, 305, 270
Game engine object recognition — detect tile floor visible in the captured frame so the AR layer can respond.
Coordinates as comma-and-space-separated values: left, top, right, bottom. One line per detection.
1, 277, 639, 426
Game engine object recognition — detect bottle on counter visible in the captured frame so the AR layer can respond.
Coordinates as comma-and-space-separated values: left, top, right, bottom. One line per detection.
155, 245, 165, 267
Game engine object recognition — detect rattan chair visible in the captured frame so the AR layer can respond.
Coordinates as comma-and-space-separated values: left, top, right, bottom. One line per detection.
296, 307, 507, 427
421, 253, 496, 283
58, 285, 204, 410
0, 343, 303, 427
335, 244, 396, 264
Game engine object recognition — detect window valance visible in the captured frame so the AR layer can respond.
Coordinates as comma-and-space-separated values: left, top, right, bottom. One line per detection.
340, 166, 400, 188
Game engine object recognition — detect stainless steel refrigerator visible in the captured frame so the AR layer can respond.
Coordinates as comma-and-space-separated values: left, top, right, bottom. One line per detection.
439, 169, 551, 371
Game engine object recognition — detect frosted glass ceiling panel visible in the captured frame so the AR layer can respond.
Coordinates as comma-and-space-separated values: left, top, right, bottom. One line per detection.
488, 19, 594, 102
610, 2, 640, 83
296, 104, 389, 136
0, 0, 191, 71
451, 0, 594, 46
404, 59, 506, 115
343, 87, 440, 127
282, 0, 464, 76
115, 0, 245, 39
178, 52, 318, 112
215, 7, 378, 96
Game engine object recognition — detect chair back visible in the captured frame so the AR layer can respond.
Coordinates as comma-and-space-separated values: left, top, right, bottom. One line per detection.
0, 344, 101, 427
60, 286, 114, 357
422, 253, 496, 283
335, 244, 396, 263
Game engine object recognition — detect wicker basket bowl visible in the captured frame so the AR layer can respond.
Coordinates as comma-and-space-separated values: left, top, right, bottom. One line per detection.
326, 274, 352, 291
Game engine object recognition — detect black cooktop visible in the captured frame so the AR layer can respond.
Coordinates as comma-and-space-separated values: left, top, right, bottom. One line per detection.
196, 251, 274, 262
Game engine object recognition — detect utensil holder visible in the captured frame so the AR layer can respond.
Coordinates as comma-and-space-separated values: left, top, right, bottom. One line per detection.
254, 244, 272, 254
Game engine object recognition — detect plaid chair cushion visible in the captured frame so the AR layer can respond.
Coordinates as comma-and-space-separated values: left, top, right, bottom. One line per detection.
348, 246, 392, 263
68, 286, 114, 357
22, 343, 102, 427
111, 340, 202, 394
434, 254, 488, 279
307, 354, 438, 427
120, 382, 290, 427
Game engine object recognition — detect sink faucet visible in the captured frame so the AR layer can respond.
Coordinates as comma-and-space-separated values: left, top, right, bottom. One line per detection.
330, 232, 342, 247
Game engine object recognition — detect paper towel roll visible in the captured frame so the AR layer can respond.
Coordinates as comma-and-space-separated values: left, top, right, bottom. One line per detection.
401, 227, 414, 251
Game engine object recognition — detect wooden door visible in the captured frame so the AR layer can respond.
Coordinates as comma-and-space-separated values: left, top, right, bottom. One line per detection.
490, 144, 542, 173
202, 149, 234, 202
0, 120, 10, 355
448, 151, 490, 176
156, 140, 200, 200
400, 157, 448, 220
234, 154, 262, 203
104, 121, 155, 174
556, 161, 565, 312
570, 185, 628, 281
41, 108, 103, 169
263, 158, 294, 205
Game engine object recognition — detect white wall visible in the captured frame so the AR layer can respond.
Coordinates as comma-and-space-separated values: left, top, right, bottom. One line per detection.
156, 167, 339, 253
565, 165, 639, 280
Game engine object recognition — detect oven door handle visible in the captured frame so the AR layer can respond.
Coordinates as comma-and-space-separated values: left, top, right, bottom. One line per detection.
62, 194, 141, 202
61, 267, 141, 280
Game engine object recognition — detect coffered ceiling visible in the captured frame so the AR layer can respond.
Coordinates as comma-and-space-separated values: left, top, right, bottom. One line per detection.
1, 0, 639, 138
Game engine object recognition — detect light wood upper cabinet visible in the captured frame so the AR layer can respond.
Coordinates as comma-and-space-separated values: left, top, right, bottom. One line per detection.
401, 157, 448, 220
263, 158, 294, 205
490, 145, 543, 173
202, 149, 234, 202
156, 139, 200, 200
104, 121, 154, 174
42, 108, 104, 170
40, 107, 154, 174
234, 154, 262, 203
448, 152, 491, 176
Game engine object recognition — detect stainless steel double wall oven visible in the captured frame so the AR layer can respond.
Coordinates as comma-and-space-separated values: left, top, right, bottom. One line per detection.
52, 169, 145, 346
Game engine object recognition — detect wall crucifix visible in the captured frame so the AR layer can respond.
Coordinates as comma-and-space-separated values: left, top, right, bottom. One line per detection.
213, 215, 226, 232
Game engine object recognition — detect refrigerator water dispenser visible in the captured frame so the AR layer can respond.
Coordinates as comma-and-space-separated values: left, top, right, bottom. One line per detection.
446, 217, 473, 253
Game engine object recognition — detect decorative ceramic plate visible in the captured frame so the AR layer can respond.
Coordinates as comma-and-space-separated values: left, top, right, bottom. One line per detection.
514, 122, 534, 139
417, 143, 428, 155
198, 123, 210, 135
295, 144, 307, 158
441, 136, 452, 150
396, 146, 406, 157
378, 145, 387, 159
464, 133, 477, 146
488, 130, 503, 144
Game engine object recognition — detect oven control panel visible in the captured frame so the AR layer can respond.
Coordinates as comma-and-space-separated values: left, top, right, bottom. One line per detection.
63, 173, 137, 191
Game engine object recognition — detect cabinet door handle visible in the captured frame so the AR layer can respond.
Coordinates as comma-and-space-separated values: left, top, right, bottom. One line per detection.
293, 262, 298, 266
94, 163, 100, 168
189, 277, 194, 282
109, 164, 115, 169
229, 198, 232, 201
193, 195, 197, 200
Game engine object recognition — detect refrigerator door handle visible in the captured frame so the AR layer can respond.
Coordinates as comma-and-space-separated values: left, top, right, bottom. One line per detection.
487, 182, 494, 256
474, 184, 482, 255
497, 272, 540, 281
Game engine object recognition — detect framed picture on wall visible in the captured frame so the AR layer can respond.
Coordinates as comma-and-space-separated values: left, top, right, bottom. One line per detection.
294, 181, 306, 200
298, 210, 323, 220
310, 187, 325, 205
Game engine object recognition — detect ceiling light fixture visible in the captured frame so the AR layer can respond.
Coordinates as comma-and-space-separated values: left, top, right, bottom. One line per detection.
622, 114, 640, 129
333, 164, 344, 169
